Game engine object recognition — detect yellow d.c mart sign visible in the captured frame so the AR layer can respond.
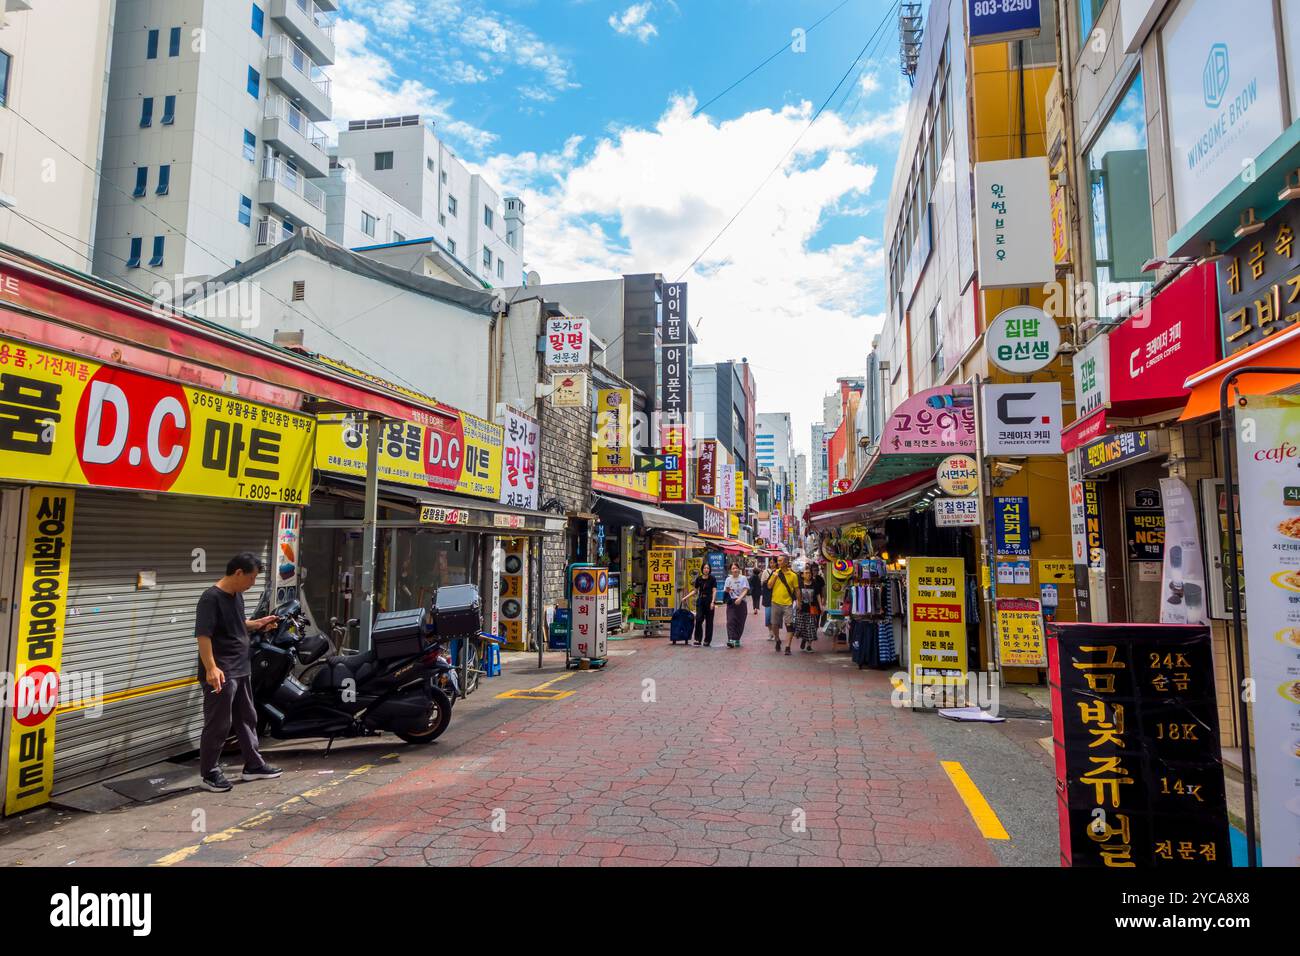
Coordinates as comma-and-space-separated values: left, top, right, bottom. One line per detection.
316, 410, 503, 501
0, 336, 314, 504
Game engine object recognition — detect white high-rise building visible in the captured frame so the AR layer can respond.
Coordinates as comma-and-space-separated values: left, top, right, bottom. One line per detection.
810, 422, 829, 502
95, 0, 338, 293
756, 412, 793, 473
324, 115, 525, 290
0, 1, 116, 271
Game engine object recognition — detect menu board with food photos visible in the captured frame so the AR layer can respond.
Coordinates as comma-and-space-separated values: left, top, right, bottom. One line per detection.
1048, 623, 1230, 868
1234, 394, 1300, 866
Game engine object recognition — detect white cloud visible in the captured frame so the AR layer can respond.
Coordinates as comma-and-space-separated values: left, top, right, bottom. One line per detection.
329, 19, 497, 149
609, 3, 659, 42
339, 0, 578, 108
480, 96, 901, 451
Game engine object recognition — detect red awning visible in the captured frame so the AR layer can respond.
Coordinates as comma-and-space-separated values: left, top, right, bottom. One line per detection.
0, 245, 438, 420
805, 468, 937, 522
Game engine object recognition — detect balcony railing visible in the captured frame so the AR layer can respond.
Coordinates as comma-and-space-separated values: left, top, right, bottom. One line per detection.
261, 157, 325, 212
295, 0, 335, 38
255, 217, 283, 247
265, 94, 327, 151
269, 34, 331, 98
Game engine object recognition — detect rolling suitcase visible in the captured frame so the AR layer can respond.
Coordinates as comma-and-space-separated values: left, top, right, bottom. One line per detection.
669, 608, 695, 644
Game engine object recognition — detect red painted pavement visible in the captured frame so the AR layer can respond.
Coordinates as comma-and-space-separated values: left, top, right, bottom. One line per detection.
231, 611, 1000, 867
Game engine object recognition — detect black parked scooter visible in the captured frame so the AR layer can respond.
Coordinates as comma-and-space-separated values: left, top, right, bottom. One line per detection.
247, 587, 479, 746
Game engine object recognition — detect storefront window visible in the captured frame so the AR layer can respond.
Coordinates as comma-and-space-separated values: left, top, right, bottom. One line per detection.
391, 529, 473, 611
1085, 73, 1153, 321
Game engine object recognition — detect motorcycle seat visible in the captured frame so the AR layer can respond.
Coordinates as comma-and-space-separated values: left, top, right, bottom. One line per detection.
312, 650, 379, 691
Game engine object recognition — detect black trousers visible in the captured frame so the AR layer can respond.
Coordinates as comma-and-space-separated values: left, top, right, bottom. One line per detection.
199, 674, 264, 776
693, 601, 715, 644
726, 601, 748, 643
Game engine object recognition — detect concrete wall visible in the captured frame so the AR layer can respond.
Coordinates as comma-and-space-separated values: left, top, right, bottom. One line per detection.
0, 0, 115, 272
191, 249, 493, 415
513, 277, 626, 376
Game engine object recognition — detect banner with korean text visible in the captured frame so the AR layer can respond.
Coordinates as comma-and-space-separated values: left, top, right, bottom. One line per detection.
908, 557, 967, 686
316, 407, 503, 501
4, 488, 74, 814
0, 336, 313, 505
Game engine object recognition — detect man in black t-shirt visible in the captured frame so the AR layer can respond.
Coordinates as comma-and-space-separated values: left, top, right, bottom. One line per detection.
195, 552, 281, 793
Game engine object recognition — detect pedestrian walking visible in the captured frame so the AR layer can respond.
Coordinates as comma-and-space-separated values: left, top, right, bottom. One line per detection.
811, 561, 828, 628
760, 558, 776, 628
195, 552, 282, 793
688, 561, 718, 646
793, 566, 822, 654
767, 555, 800, 654
723, 563, 750, 647
748, 564, 762, 616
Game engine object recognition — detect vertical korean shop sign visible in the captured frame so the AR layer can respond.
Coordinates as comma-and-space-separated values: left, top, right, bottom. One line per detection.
661, 283, 687, 425
1048, 623, 1230, 867
594, 388, 632, 474
1234, 394, 1300, 866
0, 336, 314, 504
908, 558, 967, 686
647, 549, 675, 621
696, 439, 718, 498
661, 423, 687, 503
498, 406, 539, 510
973, 157, 1055, 290
994, 496, 1031, 556
5, 488, 74, 814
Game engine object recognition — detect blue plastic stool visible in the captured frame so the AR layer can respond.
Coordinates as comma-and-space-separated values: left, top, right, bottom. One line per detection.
483, 642, 501, 677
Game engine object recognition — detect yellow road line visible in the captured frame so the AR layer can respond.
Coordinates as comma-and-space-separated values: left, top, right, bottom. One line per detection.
153, 755, 395, 865
941, 760, 1010, 841
495, 669, 579, 700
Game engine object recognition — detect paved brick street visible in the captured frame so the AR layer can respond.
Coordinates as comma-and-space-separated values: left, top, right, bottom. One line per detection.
0, 612, 1057, 867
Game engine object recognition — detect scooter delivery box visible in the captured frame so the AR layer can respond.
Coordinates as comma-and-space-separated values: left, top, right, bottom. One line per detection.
372, 608, 428, 660
434, 584, 481, 637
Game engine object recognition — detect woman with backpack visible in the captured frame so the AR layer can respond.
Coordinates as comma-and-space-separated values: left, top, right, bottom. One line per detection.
748, 565, 762, 616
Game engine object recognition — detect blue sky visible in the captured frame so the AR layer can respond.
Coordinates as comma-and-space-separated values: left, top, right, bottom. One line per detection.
334, 0, 910, 456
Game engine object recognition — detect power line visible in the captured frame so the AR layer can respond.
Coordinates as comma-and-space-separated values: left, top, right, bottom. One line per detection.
672, 1, 900, 285
691, 0, 857, 117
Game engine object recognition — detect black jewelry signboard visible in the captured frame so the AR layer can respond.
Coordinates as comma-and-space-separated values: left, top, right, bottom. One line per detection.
1047, 623, 1230, 867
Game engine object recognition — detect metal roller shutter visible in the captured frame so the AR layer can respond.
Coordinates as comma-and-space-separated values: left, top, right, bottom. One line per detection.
53, 491, 274, 795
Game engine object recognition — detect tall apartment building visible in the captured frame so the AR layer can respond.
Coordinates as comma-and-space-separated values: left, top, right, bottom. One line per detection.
94, 0, 337, 292
809, 422, 828, 502
0, 1, 116, 271
324, 115, 525, 289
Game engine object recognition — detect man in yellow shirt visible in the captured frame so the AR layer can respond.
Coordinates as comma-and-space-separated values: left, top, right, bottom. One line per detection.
766, 555, 799, 652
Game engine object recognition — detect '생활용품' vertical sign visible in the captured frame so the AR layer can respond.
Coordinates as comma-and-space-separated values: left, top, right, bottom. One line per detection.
5, 488, 75, 814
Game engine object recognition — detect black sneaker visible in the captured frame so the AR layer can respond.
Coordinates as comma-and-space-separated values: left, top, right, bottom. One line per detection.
241, 764, 283, 782
201, 769, 233, 793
